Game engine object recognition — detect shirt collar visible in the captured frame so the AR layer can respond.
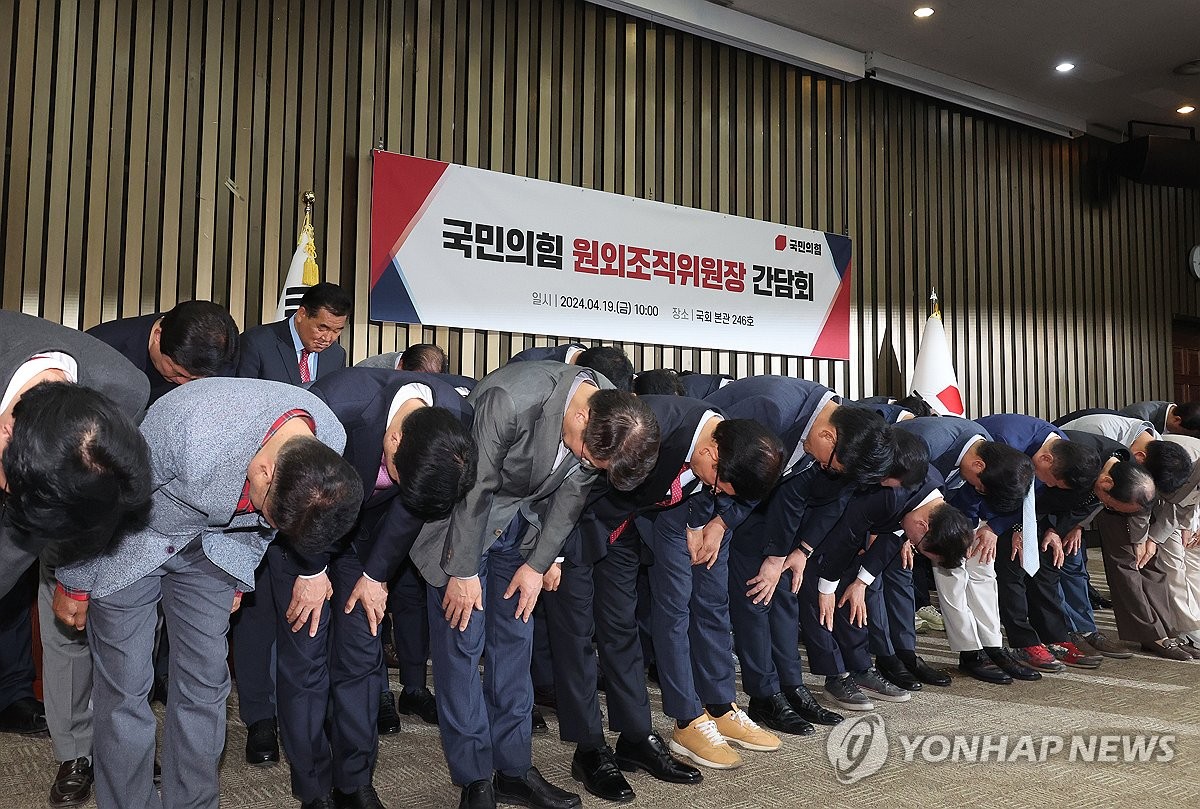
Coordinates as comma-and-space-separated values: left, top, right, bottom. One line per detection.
287, 313, 304, 356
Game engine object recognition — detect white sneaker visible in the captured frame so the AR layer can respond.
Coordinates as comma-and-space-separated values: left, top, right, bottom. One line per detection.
917, 605, 945, 632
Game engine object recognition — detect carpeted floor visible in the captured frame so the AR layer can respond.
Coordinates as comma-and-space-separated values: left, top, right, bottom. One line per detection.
2, 565, 1197, 809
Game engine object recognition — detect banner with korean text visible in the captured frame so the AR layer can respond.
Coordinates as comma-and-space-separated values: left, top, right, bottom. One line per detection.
369, 152, 852, 359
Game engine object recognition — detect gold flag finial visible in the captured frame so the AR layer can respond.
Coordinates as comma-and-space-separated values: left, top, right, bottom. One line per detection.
301, 192, 320, 286
929, 289, 941, 318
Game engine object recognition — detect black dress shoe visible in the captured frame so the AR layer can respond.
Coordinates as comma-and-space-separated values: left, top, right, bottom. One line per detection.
747, 693, 814, 736
0, 697, 47, 736
493, 767, 581, 809
571, 745, 634, 803
958, 651, 1012, 685
531, 707, 548, 735
49, 757, 92, 807
782, 684, 843, 726
397, 686, 438, 725
613, 731, 702, 784
460, 780, 496, 809
154, 759, 162, 788
149, 677, 169, 706
899, 652, 952, 687
532, 686, 558, 712
301, 797, 335, 809
333, 784, 386, 809
876, 655, 923, 691
245, 717, 280, 766
377, 692, 402, 736
645, 663, 659, 685
985, 647, 1042, 681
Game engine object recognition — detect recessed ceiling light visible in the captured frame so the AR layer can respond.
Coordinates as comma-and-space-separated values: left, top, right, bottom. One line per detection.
1180, 105, 1197, 114
914, 7, 935, 18
1055, 62, 1075, 73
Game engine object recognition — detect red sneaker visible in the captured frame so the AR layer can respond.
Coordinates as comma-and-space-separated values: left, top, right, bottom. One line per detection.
1048, 641, 1103, 669
1015, 644, 1065, 672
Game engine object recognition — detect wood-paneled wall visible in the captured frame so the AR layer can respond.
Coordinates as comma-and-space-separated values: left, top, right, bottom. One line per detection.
2, 0, 1199, 418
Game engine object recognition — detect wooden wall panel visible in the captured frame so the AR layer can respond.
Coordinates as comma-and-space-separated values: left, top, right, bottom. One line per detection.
2, 0, 1200, 419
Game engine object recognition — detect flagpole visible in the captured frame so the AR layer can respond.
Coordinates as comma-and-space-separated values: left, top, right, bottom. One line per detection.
929, 288, 940, 318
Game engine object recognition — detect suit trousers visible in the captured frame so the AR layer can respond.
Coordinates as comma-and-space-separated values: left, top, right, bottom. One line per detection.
643, 505, 736, 722
270, 544, 382, 802
995, 528, 1069, 647
38, 562, 93, 762
428, 516, 533, 785
727, 520, 804, 699
932, 554, 1002, 651
541, 557, 605, 748
866, 555, 917, 658
911, 555, 934, 610
798, 565, 871, 676
1057, 544, 1097, 635
1097, 511, 1175, 643
229, 554, 277, 726
387, 562, 431, 691
0, 564, 36, 712
88, 538, 238, 809
1154, 530, 1200, 635
530, 602, 555, 691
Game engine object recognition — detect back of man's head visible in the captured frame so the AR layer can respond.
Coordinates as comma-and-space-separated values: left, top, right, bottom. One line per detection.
923, 502, 972, 569
977, 442, 1034, 512
829, 405, 893, 485
4, 382, 152, 562
1176, 401, 1200, 432
393, 407, 477, 520
1108, 461, 1155, 510
577, 346, 635, 393
1142, 440, 1193, 495
633, 369, 684, 396
583, 390, 659, 491
299, 282, 353, 319
1049, 441, 1102, 490
159, 300, 240, 377
713, 419, 786, 501
887, 428, 930, 487
269, 436, 363, 554
399, 343, 448, 374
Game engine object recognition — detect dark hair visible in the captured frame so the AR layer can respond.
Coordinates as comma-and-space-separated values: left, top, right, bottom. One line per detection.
577, 346, 635, 393
887, 428, 929, 488
158, 300, 240, 377
392, 407, 477, 519
1107, 460, 1155, 510
713, 419, 786, 501
3, 383, 151, 562
1176, 402, 1200, 432
977, 442, 1035, 512
896, 394, 935, 418
922, 502, 971, 569
299, 282, 353, 319
633, 369, 685, 396
828, 405, 893, 486
583, 390, 659, 491
399, 343, 448, 373
1142, 440, 1193, 495
1048, 440, 1102, 490
267, 436, 363, 554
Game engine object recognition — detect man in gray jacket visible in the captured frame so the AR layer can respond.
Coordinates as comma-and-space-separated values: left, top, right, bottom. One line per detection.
54, 378, 362, 809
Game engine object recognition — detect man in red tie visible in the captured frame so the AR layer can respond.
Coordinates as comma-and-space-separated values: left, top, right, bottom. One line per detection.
233, 282, 353, 767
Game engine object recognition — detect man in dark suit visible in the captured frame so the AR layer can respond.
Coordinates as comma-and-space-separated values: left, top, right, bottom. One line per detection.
507, 343, 635, 392
357, 343, 447, 373
271, 367, 477, 809
86, 301, 239, 403
1121, 400, 1200, 437
408, 361, 659, 809
677, 371, 735, 399
0, 310, 152, 807
233, 282, 353, 763
53, 378, 361, 809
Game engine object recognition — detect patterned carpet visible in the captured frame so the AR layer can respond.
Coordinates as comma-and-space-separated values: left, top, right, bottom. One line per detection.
2, 566, 1197, 809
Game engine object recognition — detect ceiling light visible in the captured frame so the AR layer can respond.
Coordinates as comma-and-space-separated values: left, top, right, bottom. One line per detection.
1180, 105, 1197, 114
914, 7, 935, 18
1055, 62, 1075, 73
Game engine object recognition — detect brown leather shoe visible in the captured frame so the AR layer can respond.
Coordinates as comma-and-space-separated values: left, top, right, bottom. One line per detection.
49, 758, 93, 807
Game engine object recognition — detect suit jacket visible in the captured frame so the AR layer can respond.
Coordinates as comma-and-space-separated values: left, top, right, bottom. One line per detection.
86, 313, 180, 403
238, 318, 346, 384
1150, 435, 1200, 543
57, 378, 347, 598
408, 361, 608, 586
507, 343, 585, 364
307, 368, 474, 581
679, 373, 736, 400
895, 416, 992, 522
0, 310, 151, 596
353, 353, 478, 392
1058, 413, 1158, 446
976, 414, 1068, 536
1120, 401, 1172, 435
852, 400, 911, 424
1051, 406, 1122, 427
1041, 430, 1130, 535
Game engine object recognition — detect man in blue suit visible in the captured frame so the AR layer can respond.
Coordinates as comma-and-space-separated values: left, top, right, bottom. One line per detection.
507, 343, 635, 392
271, 367, 478, 809
677, 371, 735, 399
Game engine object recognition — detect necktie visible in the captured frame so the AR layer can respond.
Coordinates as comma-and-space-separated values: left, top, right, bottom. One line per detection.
374, 452, 392, 493
299, 349, 312, 383
945, 469, 963, 490
1020, 481, 1040, 577
609, 464, 688, 544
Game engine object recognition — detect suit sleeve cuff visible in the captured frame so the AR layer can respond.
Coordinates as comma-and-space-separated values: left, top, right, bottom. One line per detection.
856, 567, 876, 586
817, 578, 839, 595
298, 567, 328, 580
56, 583, 90, 602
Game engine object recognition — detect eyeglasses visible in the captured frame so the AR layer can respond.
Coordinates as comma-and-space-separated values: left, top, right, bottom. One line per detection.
256, 473, 277, 530
819, 434, 841, 476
